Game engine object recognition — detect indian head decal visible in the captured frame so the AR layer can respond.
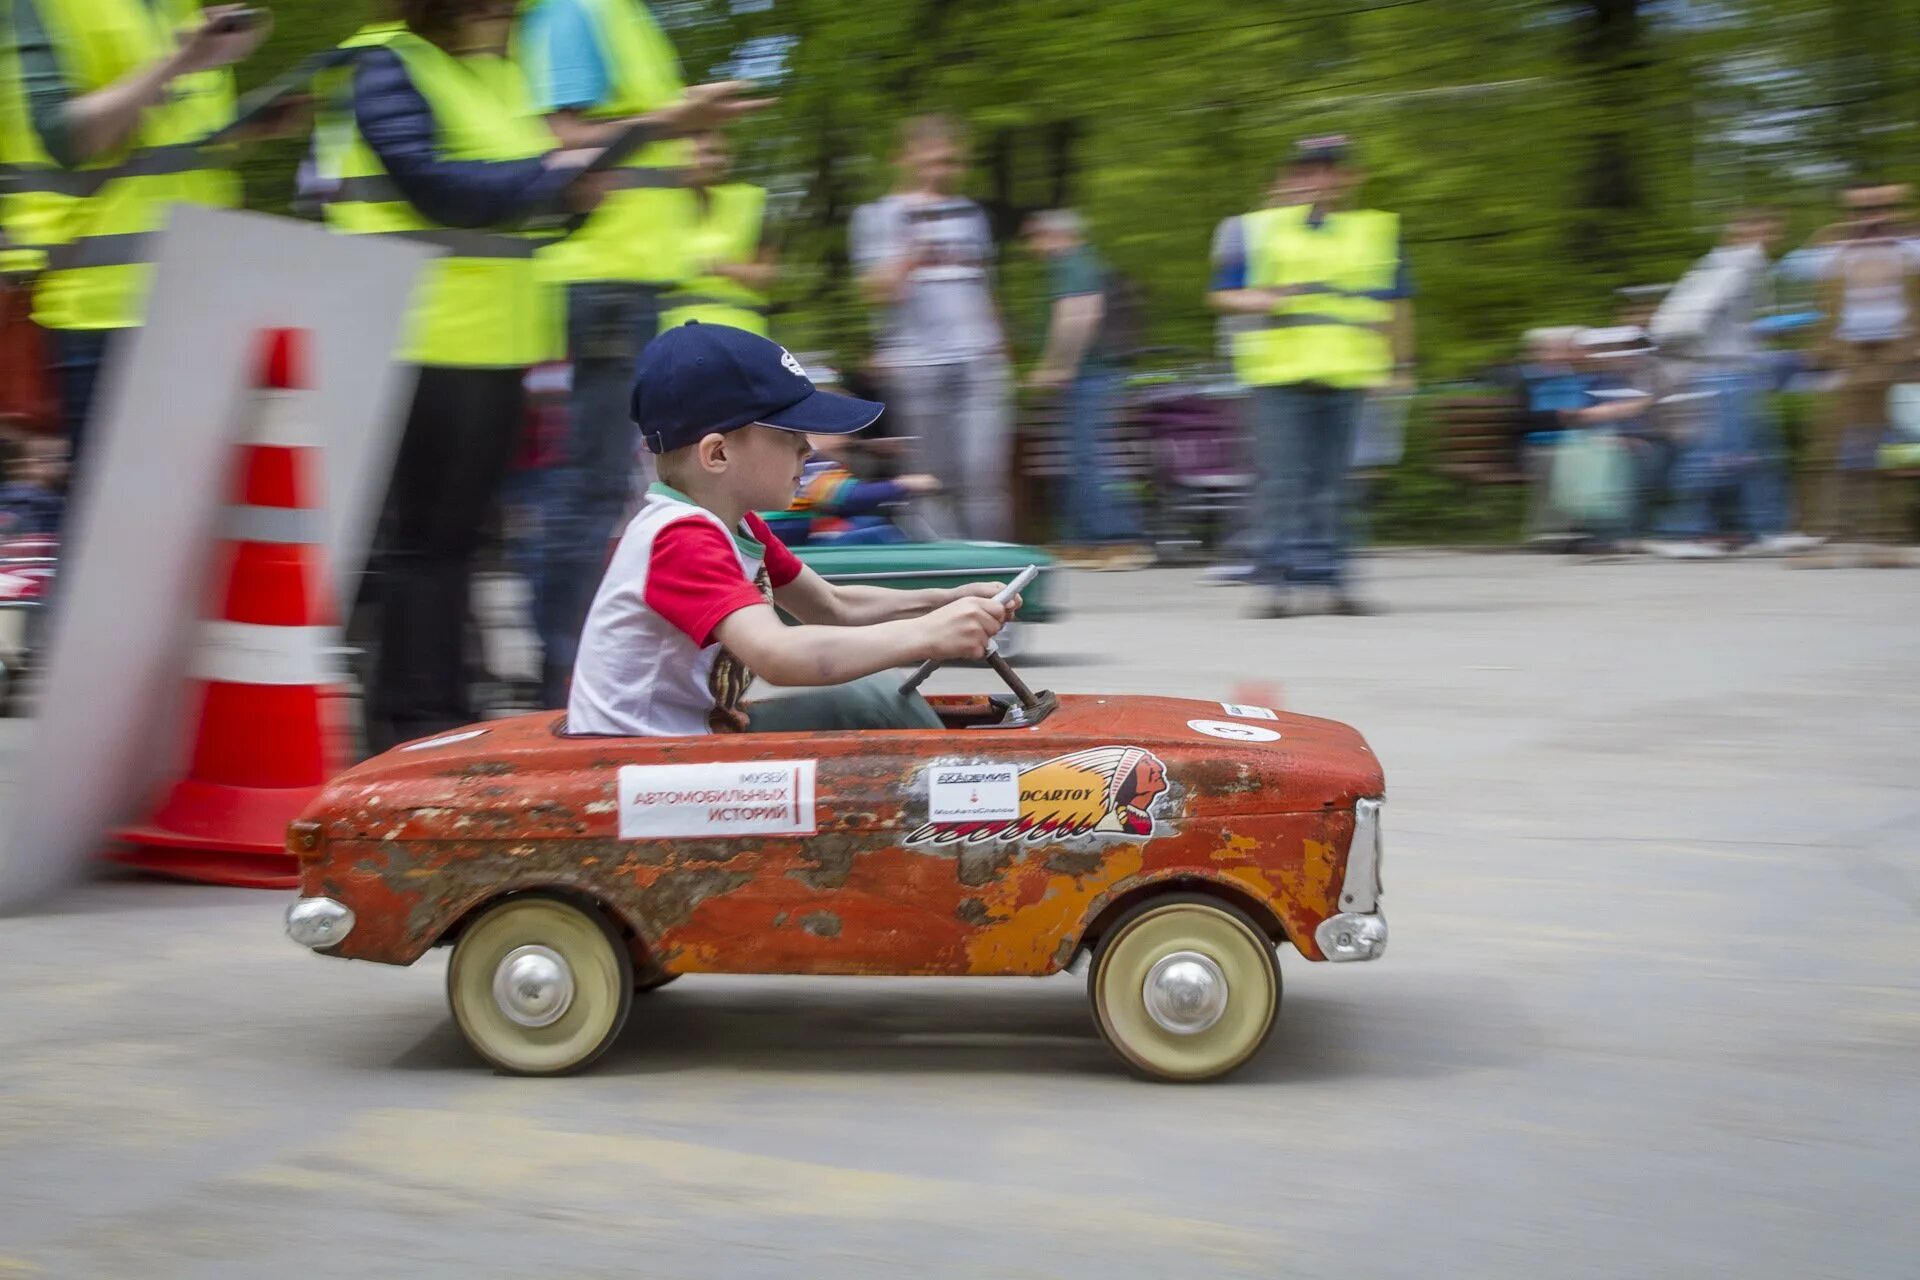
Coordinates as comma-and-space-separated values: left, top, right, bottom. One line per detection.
908, 747, 1171, 845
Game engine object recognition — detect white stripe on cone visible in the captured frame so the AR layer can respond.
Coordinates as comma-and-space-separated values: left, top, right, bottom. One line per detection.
250, 390, 313, 449
190, 620, 343, 687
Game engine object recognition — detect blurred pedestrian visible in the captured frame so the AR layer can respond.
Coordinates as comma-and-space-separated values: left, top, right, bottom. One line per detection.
851, 114, 1013, 541
1517, 325, 1590, 547
1646, 209, 1812, 558
317, 0, 602, 752
1208, 135, 1413, 616
658, 131, 778, 335
516, 0, 767, 707
1024, 208, 1150, 569
1, 0, 264, 479
1785, 182, 1920, 566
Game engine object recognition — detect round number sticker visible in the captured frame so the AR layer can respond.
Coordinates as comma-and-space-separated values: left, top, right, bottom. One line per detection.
1187, 719, 1282, 743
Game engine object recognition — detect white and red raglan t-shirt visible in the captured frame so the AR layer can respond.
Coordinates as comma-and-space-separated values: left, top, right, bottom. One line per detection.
567, 485, 804, 737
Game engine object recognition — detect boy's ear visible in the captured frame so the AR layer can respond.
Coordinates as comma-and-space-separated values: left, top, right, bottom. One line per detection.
696, 432, 729, 472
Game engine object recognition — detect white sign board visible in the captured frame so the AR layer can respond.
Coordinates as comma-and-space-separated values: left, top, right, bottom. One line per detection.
618, 761, 818, 839
926, 764, 1020, 822
0, 207, 429, 911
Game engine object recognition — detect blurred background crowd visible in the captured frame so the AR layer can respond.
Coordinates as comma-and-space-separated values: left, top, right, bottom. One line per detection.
2, 0, 1918, 739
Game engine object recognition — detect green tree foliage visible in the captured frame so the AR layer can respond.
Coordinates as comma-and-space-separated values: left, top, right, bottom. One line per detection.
232, 0, 1915, 374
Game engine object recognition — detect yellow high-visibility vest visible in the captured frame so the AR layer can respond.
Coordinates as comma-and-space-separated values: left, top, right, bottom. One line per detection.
0, 28, 62, 277
14, 0, 239, 330
317, 25, 560, 368
516, 0, 693, 288
1233, 204, 1399, 389
659, 182, 768, 335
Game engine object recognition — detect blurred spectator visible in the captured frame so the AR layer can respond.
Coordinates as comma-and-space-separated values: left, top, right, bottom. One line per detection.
1517, 325, 1590, 545
1208, 135, 1412, 616
2, 1, 263, 477
760, 434, 938, 547
1646, 209, 1810, 557
851, 114, 1013, 541
1781, 182, 1920, 566
658, 132, 779, 335
1557, 326, 1658, 551
0, 437, 65, 537
518, 0, 767, 707
318, 0, 600, 753
1024, 209, 1151, 570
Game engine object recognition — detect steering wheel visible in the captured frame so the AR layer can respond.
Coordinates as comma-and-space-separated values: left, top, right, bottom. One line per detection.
899, 564, 1041, 710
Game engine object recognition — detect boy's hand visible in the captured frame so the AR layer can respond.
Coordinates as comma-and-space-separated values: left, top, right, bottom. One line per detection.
897, 473, 941, 494
917, 597, 1007, 660
947, 581, 1021, 617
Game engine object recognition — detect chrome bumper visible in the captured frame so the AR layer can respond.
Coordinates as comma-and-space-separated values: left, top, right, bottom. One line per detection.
1317, 797, 1386, 962
286, 897, 355, 950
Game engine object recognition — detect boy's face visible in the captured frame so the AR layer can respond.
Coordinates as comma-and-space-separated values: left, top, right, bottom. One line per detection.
717, 425, 813, 511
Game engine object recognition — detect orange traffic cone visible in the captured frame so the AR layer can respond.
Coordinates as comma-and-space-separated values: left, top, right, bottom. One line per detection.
109, 328, 347, 888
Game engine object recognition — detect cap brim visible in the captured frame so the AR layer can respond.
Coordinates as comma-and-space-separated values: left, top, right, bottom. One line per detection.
756, 386, 885, 435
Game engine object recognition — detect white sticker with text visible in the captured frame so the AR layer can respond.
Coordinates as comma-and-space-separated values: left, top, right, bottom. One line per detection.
1188, 719, 1283, 743
926, 763, 1021, 822
618, 760, 817, 839
1220, 703, 1279, 721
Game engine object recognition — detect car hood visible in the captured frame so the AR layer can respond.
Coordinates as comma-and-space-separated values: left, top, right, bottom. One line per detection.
305, 696, 1381, 842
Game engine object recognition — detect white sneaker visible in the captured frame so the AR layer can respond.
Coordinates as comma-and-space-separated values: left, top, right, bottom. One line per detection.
1647, 540, 1725, 560
1202, 563, 1255, 587
1747, 532, 1825, 556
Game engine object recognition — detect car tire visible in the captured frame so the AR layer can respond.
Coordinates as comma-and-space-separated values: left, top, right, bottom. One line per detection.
447, 894, 634, 1076
1088, 893, 1280, 1082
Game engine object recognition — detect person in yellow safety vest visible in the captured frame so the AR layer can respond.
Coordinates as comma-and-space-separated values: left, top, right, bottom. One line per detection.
0, 0, 260, 464
1208, 134, 1415, 618
657, 131, 777, 337
515, 0, 769, 709
315, 0, 611, 754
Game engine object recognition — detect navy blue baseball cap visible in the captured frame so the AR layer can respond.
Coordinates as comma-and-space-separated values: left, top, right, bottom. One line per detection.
630, 321, 885, 453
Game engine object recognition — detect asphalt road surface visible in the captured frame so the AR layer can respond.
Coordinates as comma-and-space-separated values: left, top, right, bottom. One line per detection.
0, 553, 1914, 1279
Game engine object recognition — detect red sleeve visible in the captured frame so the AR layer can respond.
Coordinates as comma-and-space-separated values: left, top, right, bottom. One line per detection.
644, 519, 769, 647
743, 511, 804, 588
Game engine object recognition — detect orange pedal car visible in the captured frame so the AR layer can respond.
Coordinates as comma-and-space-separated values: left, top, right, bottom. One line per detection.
285, 647, 1387, 1081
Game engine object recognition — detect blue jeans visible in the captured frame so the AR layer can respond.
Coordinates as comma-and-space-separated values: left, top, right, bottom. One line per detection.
1059, 367, 1142, 545
1248, 383, 1362, 586
1660, 371, 1785, 539
537, 283, 660, 705
816, 517, 905, 545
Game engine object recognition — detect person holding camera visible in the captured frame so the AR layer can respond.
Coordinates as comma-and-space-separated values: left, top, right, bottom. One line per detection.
1, 0, 265, 467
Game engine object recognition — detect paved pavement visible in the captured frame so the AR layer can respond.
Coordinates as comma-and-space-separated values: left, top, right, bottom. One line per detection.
0, 554, 1914, 1278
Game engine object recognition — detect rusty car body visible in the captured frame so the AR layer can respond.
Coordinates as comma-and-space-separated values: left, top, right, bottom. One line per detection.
286, 690, 1386, 1080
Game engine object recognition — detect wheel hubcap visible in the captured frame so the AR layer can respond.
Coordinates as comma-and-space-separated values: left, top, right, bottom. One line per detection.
492, 945, 574, 1028
1141, 950, 1229, 1034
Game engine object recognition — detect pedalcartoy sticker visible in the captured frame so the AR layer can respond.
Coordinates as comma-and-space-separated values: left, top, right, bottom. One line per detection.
618, 761, 817, 839
908, 748, 1170, 844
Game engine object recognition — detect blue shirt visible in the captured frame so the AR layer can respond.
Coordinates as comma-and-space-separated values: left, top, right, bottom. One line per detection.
1209, 208, 1412, 298
520, 0, 612, 111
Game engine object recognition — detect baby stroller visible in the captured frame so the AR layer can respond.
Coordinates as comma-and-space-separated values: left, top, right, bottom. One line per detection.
1129, 366, 1250, 562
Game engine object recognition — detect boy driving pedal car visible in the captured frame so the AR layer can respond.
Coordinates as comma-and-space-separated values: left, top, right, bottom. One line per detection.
567, 322, 1019, 736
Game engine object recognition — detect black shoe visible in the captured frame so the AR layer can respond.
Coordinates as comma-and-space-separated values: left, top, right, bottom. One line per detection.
1251, 591, 1293, 619
1330, 591, 1379, 616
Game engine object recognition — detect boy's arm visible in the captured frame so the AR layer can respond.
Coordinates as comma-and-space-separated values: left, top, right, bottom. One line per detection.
772, 563, 1016, 627
713, 598, 1005, 688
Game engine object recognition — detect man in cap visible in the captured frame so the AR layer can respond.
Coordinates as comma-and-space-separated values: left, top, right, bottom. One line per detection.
1208, 134, 1413, 616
